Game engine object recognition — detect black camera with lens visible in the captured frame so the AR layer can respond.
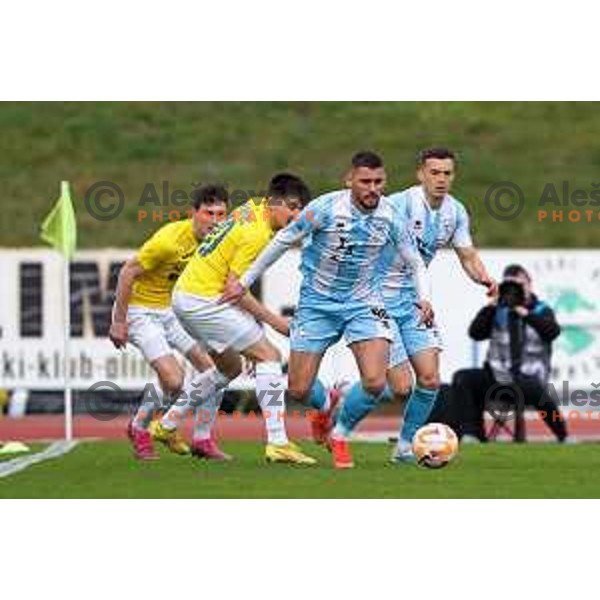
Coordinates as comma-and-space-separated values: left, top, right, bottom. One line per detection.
498, 280, 526, 308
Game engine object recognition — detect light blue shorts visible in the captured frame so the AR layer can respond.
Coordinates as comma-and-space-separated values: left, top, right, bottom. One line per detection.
387, 296, 443, 367
290, 299, 394, 354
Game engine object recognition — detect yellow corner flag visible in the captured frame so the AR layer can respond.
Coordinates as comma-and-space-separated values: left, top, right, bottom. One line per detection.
40, 181, 77, 259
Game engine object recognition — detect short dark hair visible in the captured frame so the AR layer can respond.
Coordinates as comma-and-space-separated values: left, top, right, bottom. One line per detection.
351, 151, 384, 170
417, 147, 456, 166
267, 173, 311, 208
190, 184, 229, 209
503, 264, 530, 281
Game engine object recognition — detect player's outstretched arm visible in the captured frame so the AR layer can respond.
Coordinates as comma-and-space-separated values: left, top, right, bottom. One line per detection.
220, 208, 318, 304
110, 258, 145, 349
240, 221, 311, 289
218, 237, 295, 305
455, 246, 498, 296
237, 291, 290, 337
451, 203, 498, 296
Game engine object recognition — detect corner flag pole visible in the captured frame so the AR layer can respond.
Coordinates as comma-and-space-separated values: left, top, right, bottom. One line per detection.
63, 247, 73, 441
40, 181, 77, 441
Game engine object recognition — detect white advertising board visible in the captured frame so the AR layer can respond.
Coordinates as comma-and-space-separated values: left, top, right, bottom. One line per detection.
1, 248, 599, 391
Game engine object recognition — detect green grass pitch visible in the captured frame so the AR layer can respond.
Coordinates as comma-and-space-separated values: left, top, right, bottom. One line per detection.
1, 441, 600, 498
4, 101, 599, 249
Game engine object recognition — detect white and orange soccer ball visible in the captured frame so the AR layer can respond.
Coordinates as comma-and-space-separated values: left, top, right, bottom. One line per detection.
412, 423, 459, 469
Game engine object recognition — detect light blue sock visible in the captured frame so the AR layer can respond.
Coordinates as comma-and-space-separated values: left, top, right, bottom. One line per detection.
307, 379, 328, 411
334, 383, 382, 437
400, 387, 439, 443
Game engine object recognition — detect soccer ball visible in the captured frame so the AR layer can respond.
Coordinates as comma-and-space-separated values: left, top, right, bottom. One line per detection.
412, 423, 459, 469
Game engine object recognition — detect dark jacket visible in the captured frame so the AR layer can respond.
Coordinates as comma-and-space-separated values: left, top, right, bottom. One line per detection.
468, 293, 560, 384
469, 294, 560, 343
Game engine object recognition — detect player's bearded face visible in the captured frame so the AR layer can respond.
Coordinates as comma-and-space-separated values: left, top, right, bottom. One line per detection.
418, 158, 455, 200
193, 203, 227, 237
349, 167, 386, 210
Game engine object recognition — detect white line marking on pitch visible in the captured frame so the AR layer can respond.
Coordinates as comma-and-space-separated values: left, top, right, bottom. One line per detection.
0, 440, 79, 479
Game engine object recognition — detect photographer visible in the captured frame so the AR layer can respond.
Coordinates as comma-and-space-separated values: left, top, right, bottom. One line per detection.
453, 264, 568, 442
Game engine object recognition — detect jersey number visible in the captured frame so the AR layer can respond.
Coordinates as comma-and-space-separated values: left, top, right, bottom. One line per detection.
198, 219, 235, 257
330, 235, 354, 262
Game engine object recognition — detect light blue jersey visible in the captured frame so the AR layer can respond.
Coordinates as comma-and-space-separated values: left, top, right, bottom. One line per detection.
382, 185, 473, 306
383, 185, 473, 365
240, 189, 430, 353
280, 189, 419, 306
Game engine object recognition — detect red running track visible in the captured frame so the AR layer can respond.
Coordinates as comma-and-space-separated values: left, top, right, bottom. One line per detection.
1, 414, 600, 442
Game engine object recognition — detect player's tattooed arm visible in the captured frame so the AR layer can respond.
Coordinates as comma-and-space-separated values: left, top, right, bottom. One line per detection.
454, 246, 498, 296
109, 257, 146, 349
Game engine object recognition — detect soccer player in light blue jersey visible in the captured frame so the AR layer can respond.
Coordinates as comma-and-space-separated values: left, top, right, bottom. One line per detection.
221, 152, 434, 469
384, 147, 497, 463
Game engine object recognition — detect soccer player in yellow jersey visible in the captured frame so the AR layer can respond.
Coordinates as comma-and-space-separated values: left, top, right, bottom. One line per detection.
109, 185, 229, 461
154, 173, 316, 465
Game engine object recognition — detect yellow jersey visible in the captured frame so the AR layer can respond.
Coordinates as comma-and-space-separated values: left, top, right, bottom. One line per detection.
130, 219, 199, 309
176, 198, 273, 298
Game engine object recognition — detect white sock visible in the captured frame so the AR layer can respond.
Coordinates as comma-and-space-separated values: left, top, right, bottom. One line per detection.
133, 386, 165, 429
192, 389, 224, 442
161, 368, 230, 430
255, 361, 288, 446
